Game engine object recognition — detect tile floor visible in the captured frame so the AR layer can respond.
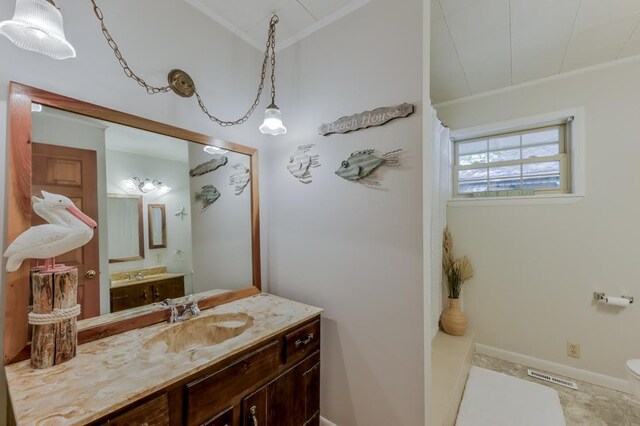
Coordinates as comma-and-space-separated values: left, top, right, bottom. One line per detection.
473, 354, 640, 426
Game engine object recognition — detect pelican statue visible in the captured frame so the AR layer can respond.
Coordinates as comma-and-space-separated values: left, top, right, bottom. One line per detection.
4, 191, 97, 272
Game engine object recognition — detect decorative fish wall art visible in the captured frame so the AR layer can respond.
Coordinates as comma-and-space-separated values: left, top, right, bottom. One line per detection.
189, 155, 228, 177
287, 144, 321, 184
194, 185, 221, 211
335, 149, 403, 187
229, 163, 251, 195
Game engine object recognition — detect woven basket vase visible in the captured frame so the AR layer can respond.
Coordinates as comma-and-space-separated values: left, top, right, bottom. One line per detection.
441, 297, 467, 336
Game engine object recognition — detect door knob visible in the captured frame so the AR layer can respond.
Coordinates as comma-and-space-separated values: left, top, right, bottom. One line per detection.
85, 270, 96, 279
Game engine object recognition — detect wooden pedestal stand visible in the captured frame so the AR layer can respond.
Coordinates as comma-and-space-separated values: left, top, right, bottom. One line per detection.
30, 266, 79, 369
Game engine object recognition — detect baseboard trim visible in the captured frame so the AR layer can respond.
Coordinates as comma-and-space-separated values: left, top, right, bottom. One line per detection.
320, 416, 338, 426
476, 344, 630, 394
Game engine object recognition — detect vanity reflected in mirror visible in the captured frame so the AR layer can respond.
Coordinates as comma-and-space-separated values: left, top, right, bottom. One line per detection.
4, 83, 261, 364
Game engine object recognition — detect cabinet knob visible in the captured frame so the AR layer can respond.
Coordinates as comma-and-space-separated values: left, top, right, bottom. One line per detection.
85, 270, 96, 279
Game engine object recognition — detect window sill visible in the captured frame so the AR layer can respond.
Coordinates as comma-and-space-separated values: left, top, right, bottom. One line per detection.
447, 193, 584, 207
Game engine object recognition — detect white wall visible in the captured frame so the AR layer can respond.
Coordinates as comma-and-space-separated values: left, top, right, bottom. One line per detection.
266, 1, 426, 424
0, 0, 271, 422
106, 149, 194, 296
188, 148, 253, 292
436, 58, 640, 383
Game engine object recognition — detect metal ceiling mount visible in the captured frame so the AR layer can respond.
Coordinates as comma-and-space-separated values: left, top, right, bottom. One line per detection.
168, 69, 195, 98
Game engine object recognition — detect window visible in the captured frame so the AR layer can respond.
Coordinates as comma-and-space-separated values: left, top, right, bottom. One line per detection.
453, 123, 570, 197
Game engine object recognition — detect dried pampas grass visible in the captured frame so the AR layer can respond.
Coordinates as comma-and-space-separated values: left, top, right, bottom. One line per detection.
442, 227, 474, 299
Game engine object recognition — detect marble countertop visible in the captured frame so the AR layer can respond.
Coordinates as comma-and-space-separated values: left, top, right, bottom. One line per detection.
5, 293, 322, 426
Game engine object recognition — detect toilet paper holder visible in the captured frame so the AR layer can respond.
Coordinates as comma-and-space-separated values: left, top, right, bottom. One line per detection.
593, 292, 634, 304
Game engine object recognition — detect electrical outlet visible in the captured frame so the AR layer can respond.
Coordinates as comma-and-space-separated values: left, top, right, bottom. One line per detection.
567, 342, 581, 358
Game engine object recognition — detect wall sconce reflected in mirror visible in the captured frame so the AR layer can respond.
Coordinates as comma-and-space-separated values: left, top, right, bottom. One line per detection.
204, 145, 228, 155
121, 177, 171, 195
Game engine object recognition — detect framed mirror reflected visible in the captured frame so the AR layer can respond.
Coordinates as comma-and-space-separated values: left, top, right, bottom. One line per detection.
148, 204, 167, 249
4, 82, 261, 365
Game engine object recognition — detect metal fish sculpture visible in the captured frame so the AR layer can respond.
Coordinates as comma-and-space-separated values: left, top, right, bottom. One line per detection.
189, 155, 228, 177
287, 144, 320, 184
194, 185, 221, 211
229, 163, 251, 195
335, 149, 402, 187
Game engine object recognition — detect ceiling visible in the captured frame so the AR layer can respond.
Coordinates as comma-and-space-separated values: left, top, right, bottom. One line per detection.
431, 0, 640, 104
184, 0, 372, 51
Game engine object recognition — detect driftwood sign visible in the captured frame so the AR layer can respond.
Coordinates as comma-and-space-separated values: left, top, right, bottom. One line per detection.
318, 103, 415, 136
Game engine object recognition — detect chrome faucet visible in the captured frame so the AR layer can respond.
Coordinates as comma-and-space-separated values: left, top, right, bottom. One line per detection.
162, 297, 201, 323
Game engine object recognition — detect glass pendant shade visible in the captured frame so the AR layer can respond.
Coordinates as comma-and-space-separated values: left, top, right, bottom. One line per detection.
0, 0, 76, 60
121, 179, 137, 192
259, 105, 287, 136
140, 179, 156, 193
157, 184, 172, 195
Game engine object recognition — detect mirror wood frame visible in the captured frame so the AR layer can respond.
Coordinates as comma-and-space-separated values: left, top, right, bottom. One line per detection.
148, 204, 167, 249
4, 82, 262, 365
108, 194, 145, 262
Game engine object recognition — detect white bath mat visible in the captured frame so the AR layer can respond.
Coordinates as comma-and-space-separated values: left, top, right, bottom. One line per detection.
456, 366, 566, 426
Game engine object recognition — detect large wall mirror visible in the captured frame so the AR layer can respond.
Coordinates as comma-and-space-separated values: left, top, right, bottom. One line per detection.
4, 83, 261, 364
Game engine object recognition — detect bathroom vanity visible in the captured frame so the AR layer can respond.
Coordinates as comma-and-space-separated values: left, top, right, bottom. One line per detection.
3, 84, 321, 426
110, 267, 186, 312
5, 294, 322, 425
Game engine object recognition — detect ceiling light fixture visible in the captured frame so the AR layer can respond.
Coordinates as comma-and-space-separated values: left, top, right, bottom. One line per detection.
0, 0, 76, 60
90, 1, 285, 135
121, 177, 171, 195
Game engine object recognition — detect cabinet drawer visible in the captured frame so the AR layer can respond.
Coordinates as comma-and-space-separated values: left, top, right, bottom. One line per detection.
103, 394, 169, 426
186, 341, 280, 426
283, 320, 320, 364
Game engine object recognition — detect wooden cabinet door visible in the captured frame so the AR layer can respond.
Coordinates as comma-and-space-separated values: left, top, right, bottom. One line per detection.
31, 142, 100, 319
242, 387, 266, 426
302, 356, 320, 425
265, 351, 320, 426
152, 277, 185, 303
110, 284, 152, 313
